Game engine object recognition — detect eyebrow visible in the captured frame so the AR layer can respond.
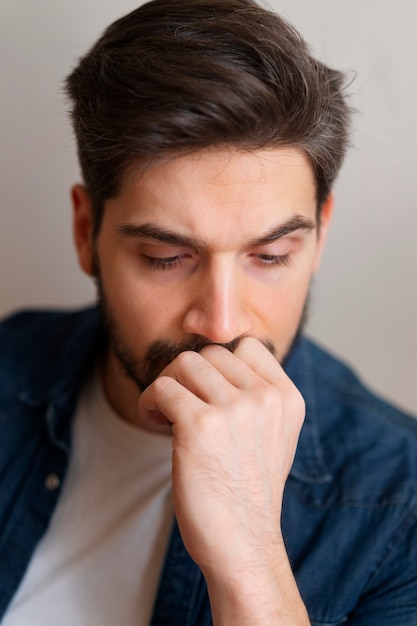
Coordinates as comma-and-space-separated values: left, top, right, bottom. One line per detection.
247, 215, 315, 247
115, 215, 315, 249
115, 222, 206, 248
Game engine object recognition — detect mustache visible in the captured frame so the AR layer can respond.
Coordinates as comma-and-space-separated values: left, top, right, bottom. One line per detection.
142, 335, 276, 379
142, 336, 243, 374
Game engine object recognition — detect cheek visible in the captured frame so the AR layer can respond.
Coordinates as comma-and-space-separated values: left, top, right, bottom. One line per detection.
266, 286, 306, 322
106, 273, 187, 343
258, 271, 311, 331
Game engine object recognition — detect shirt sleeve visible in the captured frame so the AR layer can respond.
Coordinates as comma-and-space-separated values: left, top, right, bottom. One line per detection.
345, 508, 417, 626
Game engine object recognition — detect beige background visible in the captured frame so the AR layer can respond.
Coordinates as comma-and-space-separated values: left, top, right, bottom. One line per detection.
0, 1, 416, 414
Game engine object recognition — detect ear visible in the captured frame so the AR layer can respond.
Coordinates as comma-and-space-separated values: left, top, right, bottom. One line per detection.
312, 193, 334, 274
71, 184, 96, 277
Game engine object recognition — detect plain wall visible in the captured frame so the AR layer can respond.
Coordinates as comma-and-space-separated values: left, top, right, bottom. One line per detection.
0, 1, 416, 414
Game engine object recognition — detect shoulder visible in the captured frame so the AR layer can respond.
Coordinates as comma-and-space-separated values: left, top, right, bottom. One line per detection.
304, 337, 417, 505
0, 307, 98, 346
287, 340, 417, 626
306, 337, 417, 436
0, 307, 100, 403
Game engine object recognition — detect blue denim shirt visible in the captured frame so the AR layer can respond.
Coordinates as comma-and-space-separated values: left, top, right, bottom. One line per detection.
1, 307, 417, 625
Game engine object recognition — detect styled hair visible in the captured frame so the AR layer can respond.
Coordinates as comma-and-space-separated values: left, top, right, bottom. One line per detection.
65, 0, 352, 234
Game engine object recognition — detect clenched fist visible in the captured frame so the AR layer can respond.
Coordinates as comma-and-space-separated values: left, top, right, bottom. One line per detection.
138, 337, 309, 625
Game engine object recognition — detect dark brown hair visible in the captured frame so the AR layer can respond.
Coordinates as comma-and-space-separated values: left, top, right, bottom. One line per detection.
65, 0, 352, 234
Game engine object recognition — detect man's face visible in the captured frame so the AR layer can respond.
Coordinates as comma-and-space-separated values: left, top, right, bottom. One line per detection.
73, 148, 332, 426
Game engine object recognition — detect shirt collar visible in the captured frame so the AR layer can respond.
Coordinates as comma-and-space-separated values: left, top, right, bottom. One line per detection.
18, 307, 102, 452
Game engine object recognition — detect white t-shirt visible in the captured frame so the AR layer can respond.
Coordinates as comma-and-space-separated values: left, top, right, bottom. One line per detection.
4, 368, 174, 626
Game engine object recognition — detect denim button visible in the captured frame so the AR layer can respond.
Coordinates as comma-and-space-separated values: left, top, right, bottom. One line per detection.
44, 473, 60, 491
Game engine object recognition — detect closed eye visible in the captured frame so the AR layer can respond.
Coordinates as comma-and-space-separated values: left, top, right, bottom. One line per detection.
142, 254, 188, 270
251, 253, 291, 267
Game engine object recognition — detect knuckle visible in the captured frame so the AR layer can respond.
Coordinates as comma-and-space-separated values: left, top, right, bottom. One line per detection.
287, 386, 306, 424
234, 335, 258, 354
175, 350, 199, 368
199, 343, 224, 357
239, 335, 257, 347
191, 406, 222, 440
257, 382, 282, 412
256, 380, 305, 424
153, 374, 174, 393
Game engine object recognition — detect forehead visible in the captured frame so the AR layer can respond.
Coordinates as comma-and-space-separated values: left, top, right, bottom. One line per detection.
107, 147, 317, 240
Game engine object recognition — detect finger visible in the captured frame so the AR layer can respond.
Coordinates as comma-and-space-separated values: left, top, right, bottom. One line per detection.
233, 336, 287, 386
234, 338, 306, 424
155, 349, 236, 404
138, 374, 205, 426
198, 343, 259, 390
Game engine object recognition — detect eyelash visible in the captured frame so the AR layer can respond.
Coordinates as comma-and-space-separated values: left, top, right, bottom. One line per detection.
142, 253, 291, 271
252, 253, 291, 267
142, 255, 187, 271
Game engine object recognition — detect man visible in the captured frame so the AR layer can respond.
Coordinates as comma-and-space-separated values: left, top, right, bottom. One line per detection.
0, 0, 416, 624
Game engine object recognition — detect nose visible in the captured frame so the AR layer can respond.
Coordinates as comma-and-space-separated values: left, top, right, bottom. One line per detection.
182, 256, 252, 344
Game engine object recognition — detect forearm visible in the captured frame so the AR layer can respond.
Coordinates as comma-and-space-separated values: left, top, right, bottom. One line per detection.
204, 541, 310, 626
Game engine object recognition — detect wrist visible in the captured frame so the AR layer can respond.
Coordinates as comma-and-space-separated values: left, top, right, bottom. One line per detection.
202, 542, 310, 626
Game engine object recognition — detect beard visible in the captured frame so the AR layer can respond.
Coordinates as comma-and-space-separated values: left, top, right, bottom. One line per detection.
95, 271, 310, 393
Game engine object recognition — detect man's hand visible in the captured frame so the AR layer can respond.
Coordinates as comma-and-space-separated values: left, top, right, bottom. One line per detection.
137, 337, 310, 625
